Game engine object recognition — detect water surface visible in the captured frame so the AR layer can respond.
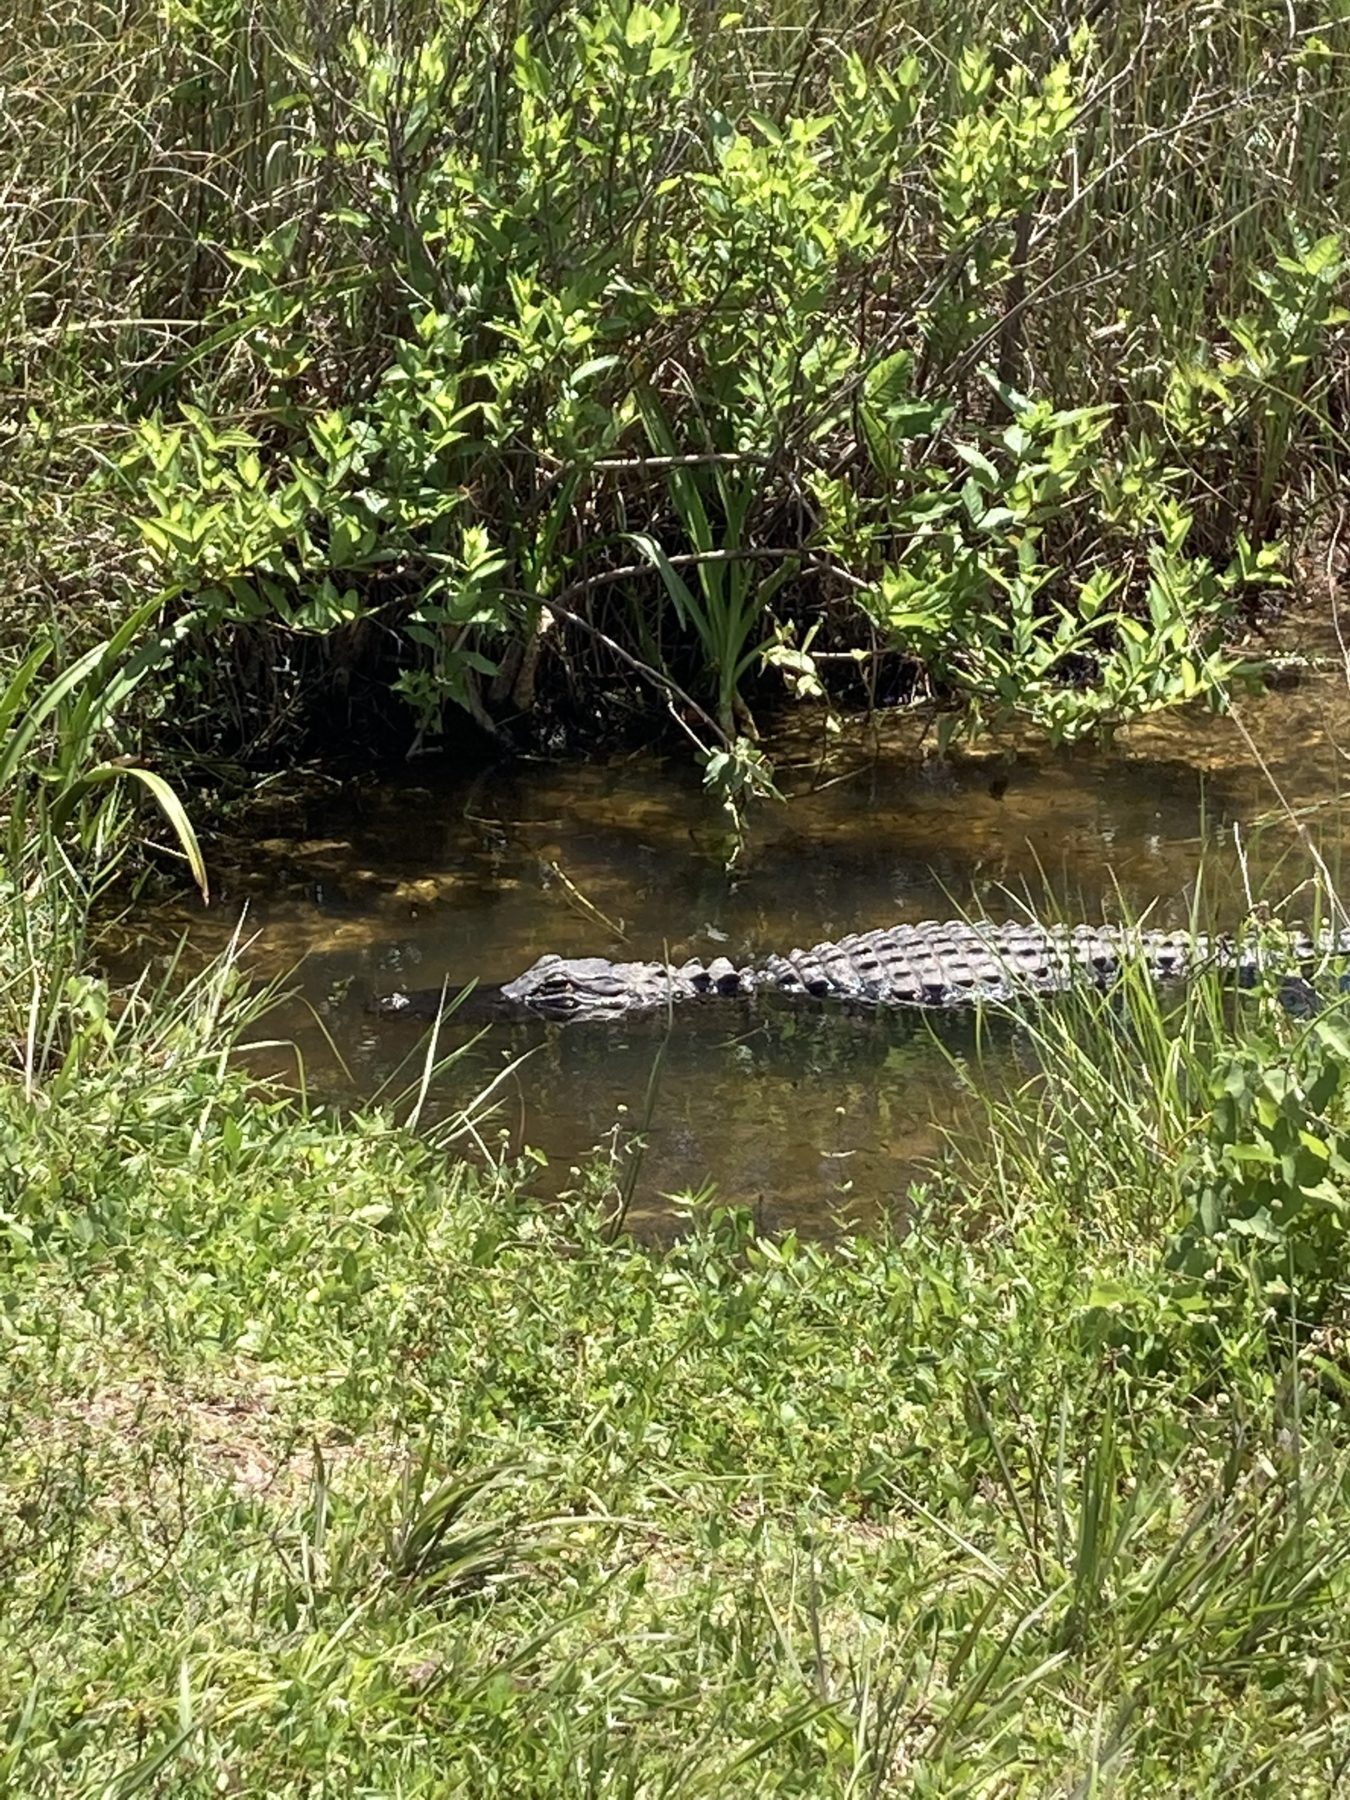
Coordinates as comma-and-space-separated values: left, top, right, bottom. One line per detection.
144, 631, 1350, 1232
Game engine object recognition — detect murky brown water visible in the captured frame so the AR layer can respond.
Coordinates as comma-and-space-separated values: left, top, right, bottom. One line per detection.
136, 624, 1350, 1233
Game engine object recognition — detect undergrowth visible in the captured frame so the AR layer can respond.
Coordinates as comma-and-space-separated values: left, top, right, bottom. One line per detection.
5, 0, 1350, 801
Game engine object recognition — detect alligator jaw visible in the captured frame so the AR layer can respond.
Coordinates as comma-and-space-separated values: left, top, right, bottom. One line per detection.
498, 953, 748, 1020
369, 980, 509, 1023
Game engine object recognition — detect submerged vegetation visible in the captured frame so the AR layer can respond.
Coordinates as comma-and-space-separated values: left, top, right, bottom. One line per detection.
6, 0, 1350, 1792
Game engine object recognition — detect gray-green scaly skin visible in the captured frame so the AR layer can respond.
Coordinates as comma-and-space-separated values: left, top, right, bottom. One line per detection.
372, 919, 1347, 1023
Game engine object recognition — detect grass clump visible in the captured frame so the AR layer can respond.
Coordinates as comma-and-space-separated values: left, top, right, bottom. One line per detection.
4, 923, 1350, 1793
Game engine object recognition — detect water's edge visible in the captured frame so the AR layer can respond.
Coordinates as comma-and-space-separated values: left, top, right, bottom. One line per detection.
133, 656, 1350, 1232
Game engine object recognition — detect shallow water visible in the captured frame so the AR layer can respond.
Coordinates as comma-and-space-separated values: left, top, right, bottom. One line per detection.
142, 626, 1350, 1233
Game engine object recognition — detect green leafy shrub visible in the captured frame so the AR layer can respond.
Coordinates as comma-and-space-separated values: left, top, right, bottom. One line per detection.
1172, 1008, 1350, 1312
8, 1, 1350, 779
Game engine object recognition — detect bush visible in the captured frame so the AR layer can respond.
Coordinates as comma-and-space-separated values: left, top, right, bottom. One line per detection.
5, 0, 1348, 786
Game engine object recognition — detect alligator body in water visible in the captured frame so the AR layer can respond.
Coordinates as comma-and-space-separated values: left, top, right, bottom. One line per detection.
372, 919, 1346, 1024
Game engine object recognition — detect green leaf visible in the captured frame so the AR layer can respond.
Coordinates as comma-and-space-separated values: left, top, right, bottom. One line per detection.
623, 531, 700, 630
1229, 1210, 1282, 1243
50, 764, 209, 903
954, 443, 1000, 489
1083, 1277, 1148, 1311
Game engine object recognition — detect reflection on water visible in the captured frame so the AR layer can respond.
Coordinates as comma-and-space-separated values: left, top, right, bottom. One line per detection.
139, 645, 1350, 1233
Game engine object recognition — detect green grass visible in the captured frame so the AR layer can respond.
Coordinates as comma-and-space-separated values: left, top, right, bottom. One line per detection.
4, 929, 1350, 1795
3, 613, 1350, 1791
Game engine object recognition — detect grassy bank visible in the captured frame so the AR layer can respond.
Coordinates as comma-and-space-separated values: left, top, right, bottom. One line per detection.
2, 552, 1350, 1794
6, 0, 1350, 788
4, 879, 1350, 1791
7, 1, 1350, 1789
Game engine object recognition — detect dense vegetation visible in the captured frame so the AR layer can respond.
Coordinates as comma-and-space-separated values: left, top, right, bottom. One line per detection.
7, 0, 1350, 792
6, 1, 1350, 1792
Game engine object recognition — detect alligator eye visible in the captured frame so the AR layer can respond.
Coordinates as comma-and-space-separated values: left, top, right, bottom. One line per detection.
535, 977, 578, 1013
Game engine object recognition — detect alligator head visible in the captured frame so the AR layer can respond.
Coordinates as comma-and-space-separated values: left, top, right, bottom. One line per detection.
499, 953, 747, 1021
372, 952, 746, 1023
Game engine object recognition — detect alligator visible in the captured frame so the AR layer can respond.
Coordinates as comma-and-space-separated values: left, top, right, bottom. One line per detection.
372, 918, 1348, 1024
